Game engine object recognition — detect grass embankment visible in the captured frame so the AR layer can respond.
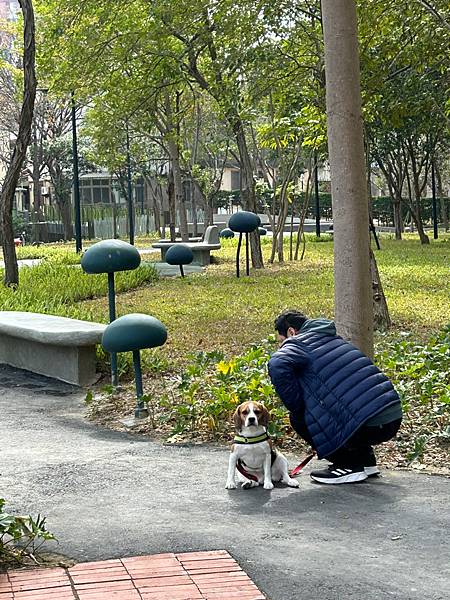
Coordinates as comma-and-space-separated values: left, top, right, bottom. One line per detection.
0, 248, 158, 319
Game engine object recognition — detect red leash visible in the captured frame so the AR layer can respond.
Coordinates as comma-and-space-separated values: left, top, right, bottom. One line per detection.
290, 452, 315, 477
236, 459, 259, 482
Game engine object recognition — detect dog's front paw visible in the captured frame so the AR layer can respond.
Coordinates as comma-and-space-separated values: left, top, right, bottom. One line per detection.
263, 481, 274, 490
287, 478, 300, 488
242, 480, 259, 489
225, 481, 237, 490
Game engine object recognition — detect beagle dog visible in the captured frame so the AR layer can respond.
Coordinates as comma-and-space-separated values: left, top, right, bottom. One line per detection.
225, 401, 300, 490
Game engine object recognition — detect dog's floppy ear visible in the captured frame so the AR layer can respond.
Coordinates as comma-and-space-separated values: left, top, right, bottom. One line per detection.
233, 407, 242, 432
259, 404, 270, 429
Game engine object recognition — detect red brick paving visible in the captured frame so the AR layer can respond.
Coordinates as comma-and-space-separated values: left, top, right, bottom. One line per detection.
0, 551, 266, 599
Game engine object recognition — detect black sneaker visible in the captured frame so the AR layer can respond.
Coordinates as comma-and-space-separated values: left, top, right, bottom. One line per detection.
310, 465, 368, 484
364, 450, 380, 477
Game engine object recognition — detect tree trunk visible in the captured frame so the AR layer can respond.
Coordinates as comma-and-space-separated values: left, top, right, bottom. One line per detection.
167, 168, 176, 242
205, 194, 214, 230
232, 118, 264, 269
321, 0, 374, 357
404, 140, 430, 244
143, 174, 162, 237
369, 248, 391, 330
191, 182, 198, 237
411, 176, 430, 244
58, 196, 74, 241
393, 195, 403, 240
409, 201, 430, 244
167, 139, 189, 241
31, 124, 43, 243
0, 0, 36, 286
435, 161, 449, 231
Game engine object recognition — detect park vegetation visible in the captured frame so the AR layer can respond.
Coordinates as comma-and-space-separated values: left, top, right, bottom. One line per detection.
1, 236, 448, 471
0, 2, 448, 473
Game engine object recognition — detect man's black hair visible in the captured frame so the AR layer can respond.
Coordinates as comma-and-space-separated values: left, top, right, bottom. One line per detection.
274, 310, 308, 337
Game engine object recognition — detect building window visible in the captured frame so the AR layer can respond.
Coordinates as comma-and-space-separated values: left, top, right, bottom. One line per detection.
230, 170, 240, 191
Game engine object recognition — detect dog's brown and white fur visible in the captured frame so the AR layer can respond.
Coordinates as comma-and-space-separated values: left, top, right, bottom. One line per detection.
225, 401, 300, 490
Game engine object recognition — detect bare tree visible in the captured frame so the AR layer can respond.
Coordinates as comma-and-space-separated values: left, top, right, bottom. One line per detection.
321, 0, 374, 357
0, 0, 36, 286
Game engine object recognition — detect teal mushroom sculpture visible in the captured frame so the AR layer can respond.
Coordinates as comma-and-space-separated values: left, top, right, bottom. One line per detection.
102, 314, 168, 419
228, 211, 259, 277
81, 239, 141, 385
165, 244, 193, 278
219, 228, 235, 239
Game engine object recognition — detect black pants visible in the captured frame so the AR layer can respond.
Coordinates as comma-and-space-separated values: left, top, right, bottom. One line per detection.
291, 415, 402, 468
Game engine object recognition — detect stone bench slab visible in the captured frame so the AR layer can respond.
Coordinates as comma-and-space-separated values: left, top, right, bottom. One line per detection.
0, 312, 106, 386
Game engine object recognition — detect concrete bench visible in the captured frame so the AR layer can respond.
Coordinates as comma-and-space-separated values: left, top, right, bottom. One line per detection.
0, 311, 106, 386
152, 225, 221, 266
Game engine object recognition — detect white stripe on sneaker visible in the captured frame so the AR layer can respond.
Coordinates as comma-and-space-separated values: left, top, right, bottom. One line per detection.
365, 466, 381, 476
311, 471, 368, 484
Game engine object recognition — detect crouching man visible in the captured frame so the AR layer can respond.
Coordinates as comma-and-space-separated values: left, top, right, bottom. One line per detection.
268, 310, 402, 484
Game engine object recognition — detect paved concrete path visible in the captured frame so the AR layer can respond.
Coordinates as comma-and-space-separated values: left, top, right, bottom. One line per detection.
1, 366, 448, 600
0, 258, 42, 270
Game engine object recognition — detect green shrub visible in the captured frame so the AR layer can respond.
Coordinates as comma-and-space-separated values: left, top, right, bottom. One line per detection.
375, 325, 450, 461
375, 325, 450, 411
172, 337, 291, 440
0, 499, 55, 567
169, 327, 450, 460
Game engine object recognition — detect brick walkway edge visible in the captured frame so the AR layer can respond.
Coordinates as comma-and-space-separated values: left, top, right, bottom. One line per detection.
0, 550, 266, 599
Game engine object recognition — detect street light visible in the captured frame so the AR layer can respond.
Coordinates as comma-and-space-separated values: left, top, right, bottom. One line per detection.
431, 160, 438, 240
314, 151, 320, 238
71, 91, 82, 253
126, 122, 135, 245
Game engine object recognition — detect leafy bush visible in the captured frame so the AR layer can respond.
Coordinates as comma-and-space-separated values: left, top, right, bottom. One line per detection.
376, 326, 450, 411
375, 325, 450, 461
169, 327, 450, 460
171, 337, 291, 440
0, 499, 55, 566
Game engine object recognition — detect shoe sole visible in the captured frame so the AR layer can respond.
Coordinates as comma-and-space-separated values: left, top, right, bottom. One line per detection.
365, 466, 380, 477
310, 471, 368, 484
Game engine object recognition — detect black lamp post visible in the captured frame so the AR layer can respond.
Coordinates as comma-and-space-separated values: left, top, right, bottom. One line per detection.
126, 123, 135, 245
431, 160, 438, 240
71, 91, 82, 253
314, 151, 321, 238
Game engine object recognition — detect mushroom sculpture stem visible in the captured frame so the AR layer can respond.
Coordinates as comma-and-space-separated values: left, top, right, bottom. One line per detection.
133, 349, 147, 418
107, 272, 118, 385
236, 233, 242, 278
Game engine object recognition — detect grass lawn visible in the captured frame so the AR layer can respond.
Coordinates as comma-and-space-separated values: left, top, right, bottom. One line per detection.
79, 234, 450, 366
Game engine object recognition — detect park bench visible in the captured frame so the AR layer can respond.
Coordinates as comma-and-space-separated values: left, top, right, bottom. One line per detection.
151, 225, 221, 266
0, 311, 106, 386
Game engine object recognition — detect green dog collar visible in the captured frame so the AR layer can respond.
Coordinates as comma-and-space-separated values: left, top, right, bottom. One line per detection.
234, 432, 270, 444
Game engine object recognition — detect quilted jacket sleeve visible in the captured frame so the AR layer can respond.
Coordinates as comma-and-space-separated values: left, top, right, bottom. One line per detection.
268, 341, 309, 414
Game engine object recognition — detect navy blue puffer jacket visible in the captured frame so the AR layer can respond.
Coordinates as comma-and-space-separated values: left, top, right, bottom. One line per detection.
268, 319, 400, 458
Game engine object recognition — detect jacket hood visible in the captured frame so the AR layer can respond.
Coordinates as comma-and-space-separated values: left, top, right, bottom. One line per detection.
299, 318, 336, 336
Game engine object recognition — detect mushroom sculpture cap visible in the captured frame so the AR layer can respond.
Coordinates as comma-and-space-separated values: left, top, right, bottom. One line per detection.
228, 211, 259, 233
165, 244, 194, 265
81, 239, 141, 274
102, 314, 168, 352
